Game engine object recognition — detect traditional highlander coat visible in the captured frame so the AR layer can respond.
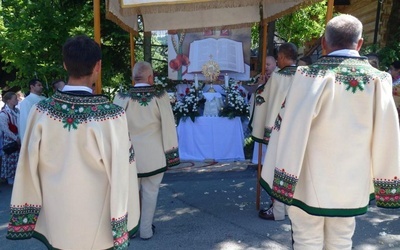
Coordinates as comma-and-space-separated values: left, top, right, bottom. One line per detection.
261, 56, 400, 216
250, 67, 297, 144
114, 85, 180, 177
7, 91, 140, 250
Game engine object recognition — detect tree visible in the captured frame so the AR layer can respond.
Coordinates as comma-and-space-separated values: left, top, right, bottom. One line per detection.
275, 1, 327, 49
0, 0, 131, 96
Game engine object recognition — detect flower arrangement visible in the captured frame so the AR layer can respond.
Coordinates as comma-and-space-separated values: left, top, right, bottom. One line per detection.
172, 84, 201, 125
219, 81, 249, 119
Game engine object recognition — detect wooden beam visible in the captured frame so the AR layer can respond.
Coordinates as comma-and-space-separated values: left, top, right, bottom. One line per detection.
94, 0, 102, 94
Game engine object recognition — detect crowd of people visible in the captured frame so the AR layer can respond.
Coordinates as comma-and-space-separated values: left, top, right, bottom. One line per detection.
0, 13, 399, 250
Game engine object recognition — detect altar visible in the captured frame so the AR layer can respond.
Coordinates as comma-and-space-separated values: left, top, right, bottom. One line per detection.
177, 116, 245, 161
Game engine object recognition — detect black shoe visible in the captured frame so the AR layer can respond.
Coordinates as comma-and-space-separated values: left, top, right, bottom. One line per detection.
258, 207, 275, 220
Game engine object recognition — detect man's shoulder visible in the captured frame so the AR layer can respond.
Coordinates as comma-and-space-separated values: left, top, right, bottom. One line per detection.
37, 93, 125, 121
117, 86, 167, 103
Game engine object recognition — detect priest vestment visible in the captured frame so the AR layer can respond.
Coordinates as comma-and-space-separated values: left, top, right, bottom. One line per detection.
7, 91, 140, 250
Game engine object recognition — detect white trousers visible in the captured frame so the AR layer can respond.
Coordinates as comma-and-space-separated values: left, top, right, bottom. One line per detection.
288, 206, 355, 250
138, 173, 164, 238
273, 200, 287, 220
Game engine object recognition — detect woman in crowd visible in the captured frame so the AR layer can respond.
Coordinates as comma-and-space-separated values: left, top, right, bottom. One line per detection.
389, 60, 400, 86
0, 92, 20, 185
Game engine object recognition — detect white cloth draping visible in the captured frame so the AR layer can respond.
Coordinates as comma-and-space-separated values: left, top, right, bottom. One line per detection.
177, 116, 244, 161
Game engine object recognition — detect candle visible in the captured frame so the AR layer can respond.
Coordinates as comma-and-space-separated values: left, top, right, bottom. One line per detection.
194, 74, 199, 89
224, 74, 229, 88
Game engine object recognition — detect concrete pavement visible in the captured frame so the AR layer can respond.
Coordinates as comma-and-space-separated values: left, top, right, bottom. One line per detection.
0, 161, 399, 249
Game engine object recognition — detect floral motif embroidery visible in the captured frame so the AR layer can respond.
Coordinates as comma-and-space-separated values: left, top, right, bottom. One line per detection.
263, 127, 272, 144
374, 177, 400, 208
119, 86, 166, 106
274, 114, 282, 131
299, 56, 389, 94
165, 147, 180, 167
37, 92, 124, 131
255, 83, 266, 106
271, 168, 298, 204
129, 143, 135, 164
111, 214, 129, 250
7, 204, 41, 239
255, 95, 265, 106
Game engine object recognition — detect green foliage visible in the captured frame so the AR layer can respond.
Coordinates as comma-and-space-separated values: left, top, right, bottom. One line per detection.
361, 21, 400, 71
275, 1, 327, 48
0, 0, 132, 96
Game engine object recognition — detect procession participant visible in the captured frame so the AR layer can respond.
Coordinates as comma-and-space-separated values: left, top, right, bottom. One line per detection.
7, 35, 140, 250
51, 79, 66, 92
18, 79, 45, 142
253, 43, 298, 221
0, 92, 20, 185
114, 61, 180, 240
261, 14, 400, 249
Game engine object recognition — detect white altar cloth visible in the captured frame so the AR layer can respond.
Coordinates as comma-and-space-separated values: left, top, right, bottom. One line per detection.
177, 116, 245, 161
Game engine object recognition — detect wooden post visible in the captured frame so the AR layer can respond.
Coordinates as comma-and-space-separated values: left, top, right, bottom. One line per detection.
130, 32, 135, 85
325, 0, 334, 24
256, 19, 268, 211
323, 0, 334, 56
93, 0, 102, 94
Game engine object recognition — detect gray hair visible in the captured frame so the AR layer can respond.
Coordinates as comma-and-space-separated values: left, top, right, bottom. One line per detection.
324, 14, 363, 49
132, 61, 153, 82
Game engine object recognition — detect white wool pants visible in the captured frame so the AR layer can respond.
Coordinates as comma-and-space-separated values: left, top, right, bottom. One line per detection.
273, 200, 287, 220
138, 172, 164, 239
288, 206, 355, 250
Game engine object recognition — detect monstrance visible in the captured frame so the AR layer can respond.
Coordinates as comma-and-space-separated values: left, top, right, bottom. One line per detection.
202, 55, 220, 93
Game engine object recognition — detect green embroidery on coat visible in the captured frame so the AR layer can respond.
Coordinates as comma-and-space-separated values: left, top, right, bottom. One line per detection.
111, 214, 129, 250
255, 95, 265, 106
119, 86, 166, 106
374, 177, 400, 208
263, 127, 272, 144
129, 144, 135, 164
165, 147, 180, 167
270, 168, 298, 204
36, 92, 124, 131
299, 57, 389, 94
7, 204, 41, 239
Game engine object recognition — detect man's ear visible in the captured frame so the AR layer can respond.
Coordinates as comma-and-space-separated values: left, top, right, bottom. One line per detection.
321, 36, 327, 55
94, 60, 102, 73
356, 38, 364, 51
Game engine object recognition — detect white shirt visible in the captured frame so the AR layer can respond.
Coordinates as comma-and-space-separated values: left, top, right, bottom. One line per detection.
18, 93, 46, 142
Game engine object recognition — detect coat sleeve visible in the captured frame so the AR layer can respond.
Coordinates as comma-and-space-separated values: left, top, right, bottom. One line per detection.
267, 73, 331, 204
371, 74, 400, 208
157, 91, 180, 167
7, 110, 42, 240
98, 110, 134, 249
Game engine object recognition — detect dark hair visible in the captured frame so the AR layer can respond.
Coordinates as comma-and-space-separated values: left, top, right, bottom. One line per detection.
28, 79, 41, 88
52, 79, 65, 87
391, 60, 400, 70
278, 43, 298, 61
298, 56, 313, 65
3, 92, 16, 103
62, 35, 102, 78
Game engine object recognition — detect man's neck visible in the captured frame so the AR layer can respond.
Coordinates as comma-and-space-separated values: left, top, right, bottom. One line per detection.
68, 76, 94, 88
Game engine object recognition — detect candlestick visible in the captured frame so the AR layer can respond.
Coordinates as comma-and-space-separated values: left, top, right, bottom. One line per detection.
194, 74, 199, 89
224, 73, 229, 88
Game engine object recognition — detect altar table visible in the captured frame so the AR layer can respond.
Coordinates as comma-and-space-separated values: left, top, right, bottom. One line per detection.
177, 116, 245, 161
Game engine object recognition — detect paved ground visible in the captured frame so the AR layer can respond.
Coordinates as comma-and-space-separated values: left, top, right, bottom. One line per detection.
0, 160, 399, 250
